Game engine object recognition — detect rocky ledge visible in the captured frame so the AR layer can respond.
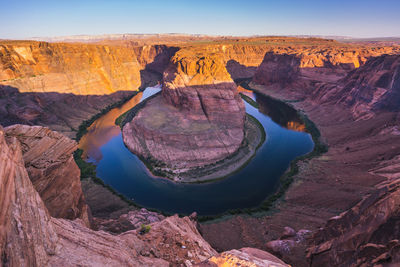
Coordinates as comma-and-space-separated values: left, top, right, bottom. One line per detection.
4, 124, 91, 226
122, 49, 254, 182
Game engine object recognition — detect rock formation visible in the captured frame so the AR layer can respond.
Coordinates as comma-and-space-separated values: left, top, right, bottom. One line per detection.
0, 41, 142, 95
253, 52, 301, 87
308, 179, 400, 266
122, 48, 246, 173
313, 54, 400, 119
0, 125, 220, 266
0, 84, 136, 138
197, 247, 290, 267
4, 124, 91, 226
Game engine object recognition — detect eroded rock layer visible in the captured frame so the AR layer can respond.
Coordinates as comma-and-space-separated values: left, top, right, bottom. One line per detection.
308, 179, 400, 266
313, 54, 400, 119
123, 49, 245, 171
0, 41, 142, 95
4, 124, 91, 226
197, 247, 290, 267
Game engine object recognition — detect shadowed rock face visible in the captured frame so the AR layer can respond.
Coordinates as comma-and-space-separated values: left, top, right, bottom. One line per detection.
253, 52, 301, 87
4, 124, 91, 227
123, 49, 245, 171
308, 179, 400, 266
313, 54, 400, 119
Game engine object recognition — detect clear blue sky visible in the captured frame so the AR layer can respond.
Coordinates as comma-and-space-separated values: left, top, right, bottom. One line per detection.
1, 0, 400, 39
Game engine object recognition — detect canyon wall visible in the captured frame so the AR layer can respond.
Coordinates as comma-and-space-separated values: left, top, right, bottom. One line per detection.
0, 41, 142, 94
313, 54, 400, 119
0, 38, 398, 139
308, 179, 400, 266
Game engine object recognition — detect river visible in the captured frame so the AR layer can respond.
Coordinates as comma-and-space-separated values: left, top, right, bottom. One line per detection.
79, 86, 314, 215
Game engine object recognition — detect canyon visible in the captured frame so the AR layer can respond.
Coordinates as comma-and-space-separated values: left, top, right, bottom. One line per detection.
1, 35, 400, 266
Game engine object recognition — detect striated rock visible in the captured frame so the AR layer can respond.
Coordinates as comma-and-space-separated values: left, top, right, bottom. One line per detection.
253, 52, 301, 87
4, 124, 91, 226
0, 41, 142, 95
0, 126, 218, 266
313, 54, 400, 119
95, 208, 165, 234
307, 179, 400, 266
133, 214, 217, 265
197, 247, 290, 267
0, 125, 59, 266
123, 48, 245, 173
162, 48, 245, 127
0, 85, 136, 138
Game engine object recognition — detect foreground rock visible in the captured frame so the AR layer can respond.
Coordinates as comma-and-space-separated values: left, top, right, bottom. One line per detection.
197, 247, 290, 267
94, 208, 165, 234
4, 124, 91, 227
0, 125, 219, 266
122, 48, 246, 178
308, 179, 400, 266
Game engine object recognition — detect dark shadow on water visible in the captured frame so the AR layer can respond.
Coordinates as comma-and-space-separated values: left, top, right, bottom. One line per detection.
254, 92, 307, 132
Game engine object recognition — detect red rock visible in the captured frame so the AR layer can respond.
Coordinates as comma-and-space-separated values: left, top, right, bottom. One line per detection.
5, 124, 92, 227
123, 49, 245, 173
197, 247, 290, 267
312, 54, 400, 119
253, 52, 301, 87
307, 180, 400, 266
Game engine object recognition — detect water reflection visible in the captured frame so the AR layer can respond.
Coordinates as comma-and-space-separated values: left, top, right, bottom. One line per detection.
78, 92, 144, 162
254, 93, 306, 132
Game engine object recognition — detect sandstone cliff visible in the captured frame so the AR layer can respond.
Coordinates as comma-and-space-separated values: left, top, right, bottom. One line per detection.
313, 54, 400, 119
123, 48, 246, 174
0, 41, 142, 95
253, 52, 301, 87
4, 124, 91, 226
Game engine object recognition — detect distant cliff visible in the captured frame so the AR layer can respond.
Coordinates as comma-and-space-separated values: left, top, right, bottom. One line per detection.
0, 41, 144, 94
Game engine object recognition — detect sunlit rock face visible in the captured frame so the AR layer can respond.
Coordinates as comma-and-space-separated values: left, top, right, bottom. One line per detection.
123, 49, 245, 171
197, 247, 290, 267
162, 49, 245, 127
0, 41, 142, 95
